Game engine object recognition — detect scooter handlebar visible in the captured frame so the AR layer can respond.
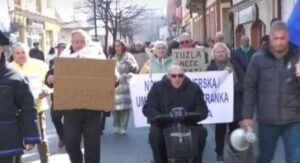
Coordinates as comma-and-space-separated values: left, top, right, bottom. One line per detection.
149, 112, 203, 123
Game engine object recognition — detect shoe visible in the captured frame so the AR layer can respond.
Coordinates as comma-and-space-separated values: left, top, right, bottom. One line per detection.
58, 140, 64, 148
217, 155, 225, 163
120, 127, 127, 135
114, 127, 120, 134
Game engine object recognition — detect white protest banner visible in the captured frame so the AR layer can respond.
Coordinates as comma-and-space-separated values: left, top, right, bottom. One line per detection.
130, 71, 234, 128
172, 47, 210, 72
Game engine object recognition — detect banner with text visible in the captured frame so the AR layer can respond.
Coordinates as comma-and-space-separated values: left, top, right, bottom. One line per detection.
130, 71, 234, 127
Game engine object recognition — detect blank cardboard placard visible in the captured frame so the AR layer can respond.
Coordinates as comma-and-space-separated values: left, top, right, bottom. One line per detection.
53, 58, 116, 111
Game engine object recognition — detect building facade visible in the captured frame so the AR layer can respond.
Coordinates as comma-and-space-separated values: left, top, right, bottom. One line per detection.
180, 0, 231, 44
231, 0, 297, 49
9, 0, 60, 53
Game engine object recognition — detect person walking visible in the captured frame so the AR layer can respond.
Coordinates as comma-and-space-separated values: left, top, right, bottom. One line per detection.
207, 42, 245, 163
112, 40, 138, 135
242, 21, 300, 163
0, 39, 40, 163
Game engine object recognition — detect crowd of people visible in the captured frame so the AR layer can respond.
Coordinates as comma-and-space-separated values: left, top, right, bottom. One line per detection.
0, 19, 300, 163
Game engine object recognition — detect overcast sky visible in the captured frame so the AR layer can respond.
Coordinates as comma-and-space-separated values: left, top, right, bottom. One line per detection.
53, 0, 167, 21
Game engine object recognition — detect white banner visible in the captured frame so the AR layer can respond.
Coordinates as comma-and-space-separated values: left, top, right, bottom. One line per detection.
130, 71, 234, 128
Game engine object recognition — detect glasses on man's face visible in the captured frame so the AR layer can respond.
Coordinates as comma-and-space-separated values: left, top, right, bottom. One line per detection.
180, 40, 190, 45
170, 74, 184, 79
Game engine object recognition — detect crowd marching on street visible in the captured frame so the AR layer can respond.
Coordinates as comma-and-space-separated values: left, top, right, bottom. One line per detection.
1, 4, 300, 163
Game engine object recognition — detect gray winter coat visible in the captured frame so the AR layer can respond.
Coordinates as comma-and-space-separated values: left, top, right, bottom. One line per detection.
243, 44, 300, 124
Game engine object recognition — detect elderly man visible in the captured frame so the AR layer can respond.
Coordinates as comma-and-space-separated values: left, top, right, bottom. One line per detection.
46, 30, 111, 163
143, 64, 208, 163
233, 36, 256, 72
10, 43, 50, 163
0, 40, 40, 163
49, 42, 66, 69
242, 21, 300, 163
214, 31, 225, 43
179, 33, 194, 49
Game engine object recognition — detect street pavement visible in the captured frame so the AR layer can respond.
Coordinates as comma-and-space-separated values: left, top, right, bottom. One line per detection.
22, 111, 285, 163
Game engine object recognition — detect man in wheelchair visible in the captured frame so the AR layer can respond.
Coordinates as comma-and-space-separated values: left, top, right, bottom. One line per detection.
143, 65, 208, 163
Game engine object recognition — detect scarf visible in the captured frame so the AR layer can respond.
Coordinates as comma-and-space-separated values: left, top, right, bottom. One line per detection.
216, 59, 238, 84
241, 45, 251, 53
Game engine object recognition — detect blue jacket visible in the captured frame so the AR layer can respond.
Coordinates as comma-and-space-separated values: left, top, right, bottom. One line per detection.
0, 53, 40, 157
233, 46, 256, 73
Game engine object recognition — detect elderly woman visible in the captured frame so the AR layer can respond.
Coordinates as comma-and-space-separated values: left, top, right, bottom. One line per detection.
140, 41, 173, 74
112, 40, 138, 135
207, 42, 245, 163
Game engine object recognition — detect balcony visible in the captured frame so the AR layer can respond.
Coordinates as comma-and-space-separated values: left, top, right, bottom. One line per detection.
185, 0, 204, 13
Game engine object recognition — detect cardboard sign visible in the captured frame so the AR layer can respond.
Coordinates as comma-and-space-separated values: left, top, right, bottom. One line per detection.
172, 47, 210, 72
53, 58, 116, 111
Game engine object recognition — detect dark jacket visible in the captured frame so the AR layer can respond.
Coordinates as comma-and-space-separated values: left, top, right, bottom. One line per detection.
143, 76, 209, 126
207, 59, 245, 121
29, 49, 45, 61
243, 43, 300, 124
0, 53, 40, 157
233, 46, 256, 72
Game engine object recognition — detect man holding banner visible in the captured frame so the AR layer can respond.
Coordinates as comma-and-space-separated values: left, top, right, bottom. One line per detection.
143, 65, 208, 163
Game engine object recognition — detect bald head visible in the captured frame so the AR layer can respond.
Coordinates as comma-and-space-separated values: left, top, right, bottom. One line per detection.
215, 31, 224, 43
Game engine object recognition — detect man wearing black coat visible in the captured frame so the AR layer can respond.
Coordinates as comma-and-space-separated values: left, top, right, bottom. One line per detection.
242, 21, 300, 163
0, 43, 40, 163
29, 42, 45, 62
143, 65, 208, 163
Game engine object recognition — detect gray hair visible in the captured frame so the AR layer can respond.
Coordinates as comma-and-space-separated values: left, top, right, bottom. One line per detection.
167, 64, 184, 75
212, 42, 231, 58
270, 21, 288, 34
71, 29, 90, 43
154, 41, 168, 50
12, 42, 30, 55
215, 31, 224, 38
179, 32, 191, 41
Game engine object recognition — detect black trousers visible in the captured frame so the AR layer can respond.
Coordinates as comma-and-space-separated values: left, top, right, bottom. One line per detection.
215, 121, 239, 156
149, 125, 207, 163
51, 109, 64, 140
0, 156, 13, 163
64, 110, 102, 163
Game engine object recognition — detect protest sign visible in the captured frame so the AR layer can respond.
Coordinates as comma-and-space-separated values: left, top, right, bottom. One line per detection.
53, 58, 116, 111
130, 71, 234, 127
172, 47, 210, 72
